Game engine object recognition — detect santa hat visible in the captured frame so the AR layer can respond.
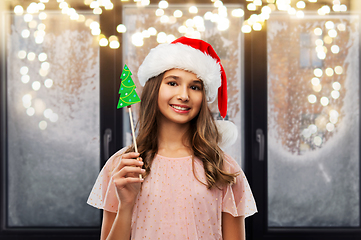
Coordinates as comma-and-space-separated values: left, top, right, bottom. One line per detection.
137, 36, 237, 148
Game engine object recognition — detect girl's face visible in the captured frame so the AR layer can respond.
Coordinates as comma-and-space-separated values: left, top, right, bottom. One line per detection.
157, 69, 203, 126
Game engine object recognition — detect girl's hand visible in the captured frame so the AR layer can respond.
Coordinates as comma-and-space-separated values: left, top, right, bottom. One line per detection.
111, 152, 145, 209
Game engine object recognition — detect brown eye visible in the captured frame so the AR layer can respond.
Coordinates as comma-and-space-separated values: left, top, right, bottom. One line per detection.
191, 85, 201, 90
167, 82, 177, 86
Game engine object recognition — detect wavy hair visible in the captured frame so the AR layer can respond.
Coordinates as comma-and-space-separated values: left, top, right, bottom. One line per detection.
126, 72, 238, 189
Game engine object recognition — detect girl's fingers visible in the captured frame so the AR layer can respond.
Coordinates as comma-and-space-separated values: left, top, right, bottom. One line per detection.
113, 176, 144, 187
113, 166, 145, 179
112, 154, 143, 174
122, 152, 140, 159
119, 158, 143, 167
113, 152, 139, 167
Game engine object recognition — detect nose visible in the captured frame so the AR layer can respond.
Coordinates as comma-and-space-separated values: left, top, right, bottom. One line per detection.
177, 86, 189, 102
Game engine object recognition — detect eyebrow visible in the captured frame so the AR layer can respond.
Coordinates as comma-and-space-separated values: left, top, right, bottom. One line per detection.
163, 75, 181, 81
192, 80, 203, 85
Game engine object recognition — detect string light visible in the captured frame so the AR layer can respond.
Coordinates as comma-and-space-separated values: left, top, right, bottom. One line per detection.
320, 97, 329, 106
44, 79, 53, 88
39, 12, 47, 20
148, 27, 157, 36
326, 123, 335, 132
328, 29, 337, 38
14, 5, 24, 15
13, 0, 348, 39
26, 108, 35, 116
158, 1, 168, 9
314, 68, 323, 77
21, 29, 30, 38
247, 3, 257, 11
27, 52, 36, 61
157, 32, 167, 43
18, 50, 27, 59
39, 121, 47, 130
22, 95, 32, 109
325, 67, 334, 76
311, 77, 320, 86
20, 66, 29, 75
32, 81, 41, 91
241, 25, 252, 33
204, 12, 212, 20
160, 15, 169, 23
324, 36, 333, 44
218, 18, 230, 31
189, 6, 198, 14
214, 1, 223, 8
252, 22, 262, 31
232, 9, 244, 17
109, 35, 120, 49
312, 84, 322, 92
296, 1, 306, 9
98, 37, 108, 47
332, 82, 341, 90
296, 10, 304, 18
334, 66, 343, 75
331, 90, 340, 99
21, 75, 30, 84
308, 94, 317, 104
254, 0, 262, 6
142, 30, 150, 38
174, 10, 183, 18
155, 9, 164, 16
331, 45, 340, 54
178, 25, 187, 33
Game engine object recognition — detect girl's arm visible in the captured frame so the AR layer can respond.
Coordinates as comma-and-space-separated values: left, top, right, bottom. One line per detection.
222, 212, 246, 240
101, 207, 133, 240
100, 152, 144, 240
100, 211, 116, 240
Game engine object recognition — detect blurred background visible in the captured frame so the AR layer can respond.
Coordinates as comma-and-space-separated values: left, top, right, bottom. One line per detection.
0, 0, 360, 239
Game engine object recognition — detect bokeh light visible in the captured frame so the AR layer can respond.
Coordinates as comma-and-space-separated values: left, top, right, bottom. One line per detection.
308, 94, 317, 104
332, 81, 341, 90
320, 96, 329, 106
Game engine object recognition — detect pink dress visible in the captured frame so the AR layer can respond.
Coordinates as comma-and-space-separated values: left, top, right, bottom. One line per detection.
87, 148, 257, 239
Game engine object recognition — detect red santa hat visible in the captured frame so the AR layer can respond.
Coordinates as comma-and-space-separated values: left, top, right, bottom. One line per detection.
137, 36, 237, 148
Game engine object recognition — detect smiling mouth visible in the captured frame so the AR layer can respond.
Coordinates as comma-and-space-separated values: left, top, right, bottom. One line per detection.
170, 105, 190, 111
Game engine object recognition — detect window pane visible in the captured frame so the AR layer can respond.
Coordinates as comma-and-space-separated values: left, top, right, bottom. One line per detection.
6, 12, 100, 227
268, 14, 359, 227
121, 4, 244, 165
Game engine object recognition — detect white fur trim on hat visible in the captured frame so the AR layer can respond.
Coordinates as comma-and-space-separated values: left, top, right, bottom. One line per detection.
137, 43, 222, 103
216, 120, 238, 149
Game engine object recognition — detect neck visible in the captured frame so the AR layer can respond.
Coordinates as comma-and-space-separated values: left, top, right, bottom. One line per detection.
157, 119, 192, 157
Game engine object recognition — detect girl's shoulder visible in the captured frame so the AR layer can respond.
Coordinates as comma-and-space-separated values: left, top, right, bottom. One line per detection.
221, 153, 258, 217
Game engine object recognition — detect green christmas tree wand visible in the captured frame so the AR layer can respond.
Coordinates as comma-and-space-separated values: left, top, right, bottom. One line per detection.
117, 64, 142, 178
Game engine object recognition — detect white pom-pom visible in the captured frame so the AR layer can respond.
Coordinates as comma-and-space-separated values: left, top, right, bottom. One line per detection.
215, 120, 238, 149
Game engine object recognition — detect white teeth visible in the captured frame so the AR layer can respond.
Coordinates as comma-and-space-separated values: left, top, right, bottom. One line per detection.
172, 105, 189, 110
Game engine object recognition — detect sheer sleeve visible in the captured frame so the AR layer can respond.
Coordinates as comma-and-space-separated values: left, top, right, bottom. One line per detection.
87, 148, 127, 213
222, 154, 257, 218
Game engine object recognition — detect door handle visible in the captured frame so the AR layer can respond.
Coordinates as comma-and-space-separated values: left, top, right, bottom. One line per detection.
103, 128, 112, 160
256, 129, 264, 161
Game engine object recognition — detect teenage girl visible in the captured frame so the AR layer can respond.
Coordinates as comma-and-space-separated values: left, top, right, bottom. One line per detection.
87, 36, 257, 240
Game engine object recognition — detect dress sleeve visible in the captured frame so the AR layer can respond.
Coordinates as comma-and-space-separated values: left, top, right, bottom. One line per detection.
222, 154, 257, 218
87, 148, 127, 213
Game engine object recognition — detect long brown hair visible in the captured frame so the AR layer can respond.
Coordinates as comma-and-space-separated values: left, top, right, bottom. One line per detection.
126, 72, 238, 189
